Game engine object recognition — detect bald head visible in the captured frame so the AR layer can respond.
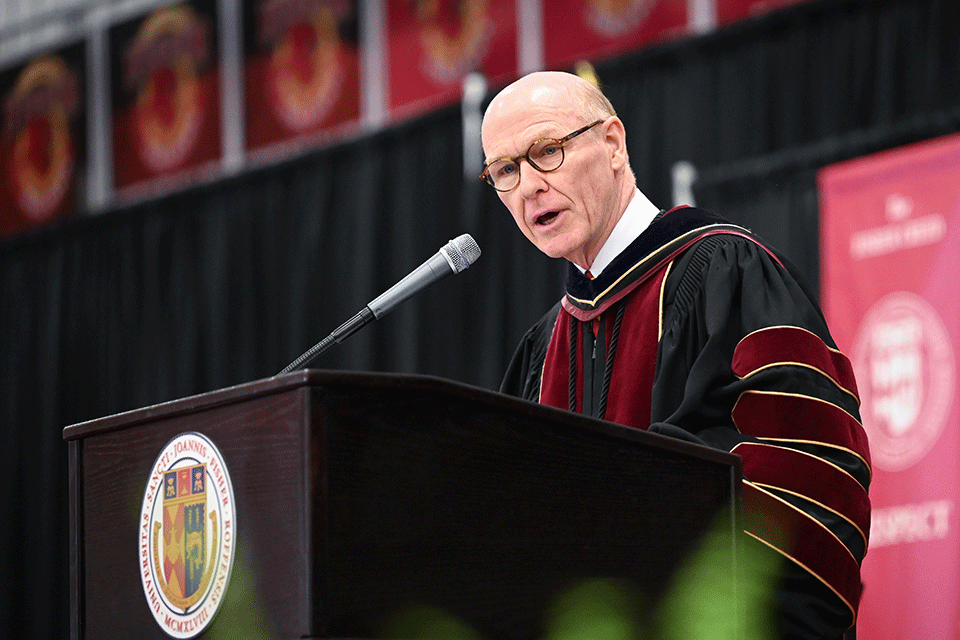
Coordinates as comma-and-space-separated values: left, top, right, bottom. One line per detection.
480, 71, 637, 269
483, 71, 617, 138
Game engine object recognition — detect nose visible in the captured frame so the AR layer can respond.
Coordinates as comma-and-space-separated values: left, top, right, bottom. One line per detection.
516, 159, 548, 199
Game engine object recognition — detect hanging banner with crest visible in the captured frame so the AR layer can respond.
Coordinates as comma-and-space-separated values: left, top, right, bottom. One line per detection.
819, 133, 960, 639
716, 0, 817, 25
387, 0, 516, 120
542, 0, 686, 71
0, 42, 86, 238
109, 0, 222, 196
243, 0, 360, 158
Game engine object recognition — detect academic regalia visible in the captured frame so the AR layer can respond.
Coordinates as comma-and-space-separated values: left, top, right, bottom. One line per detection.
501, 206, 871, 640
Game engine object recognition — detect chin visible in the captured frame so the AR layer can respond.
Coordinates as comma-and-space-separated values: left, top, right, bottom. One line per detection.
534, 235, 579, 262
527, 223, 584, 260
534, 241, 569, 260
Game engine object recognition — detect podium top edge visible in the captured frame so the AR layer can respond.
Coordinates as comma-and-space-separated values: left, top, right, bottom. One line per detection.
61, 370, 464, 440
61, 369, 740, 468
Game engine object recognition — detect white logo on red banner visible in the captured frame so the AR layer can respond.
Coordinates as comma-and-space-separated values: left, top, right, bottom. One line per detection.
852, 291, 955, 472
849, 193, 947, 260
870, 499, 953, 548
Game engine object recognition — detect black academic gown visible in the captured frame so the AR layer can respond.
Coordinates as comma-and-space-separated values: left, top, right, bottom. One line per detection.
501, 206, 871, 640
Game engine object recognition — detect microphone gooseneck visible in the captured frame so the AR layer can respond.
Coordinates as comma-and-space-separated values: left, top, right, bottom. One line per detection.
277, 234, 481, 375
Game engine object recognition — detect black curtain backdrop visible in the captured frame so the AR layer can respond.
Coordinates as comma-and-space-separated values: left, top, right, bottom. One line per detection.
600, 0, 960, 287
3, 0, 959, 635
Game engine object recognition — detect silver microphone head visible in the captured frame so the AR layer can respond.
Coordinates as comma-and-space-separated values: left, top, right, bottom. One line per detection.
440, 234, 481, 273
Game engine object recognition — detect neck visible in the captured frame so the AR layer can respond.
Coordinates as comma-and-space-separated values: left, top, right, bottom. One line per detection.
573, 181, 638, 271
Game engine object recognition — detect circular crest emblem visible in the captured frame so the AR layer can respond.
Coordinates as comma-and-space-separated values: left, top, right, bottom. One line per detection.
852, 292, 955, 472
139, 432, 236, 638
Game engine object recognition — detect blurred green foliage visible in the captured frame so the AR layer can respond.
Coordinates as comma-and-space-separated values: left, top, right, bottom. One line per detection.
381, 518, 780, 640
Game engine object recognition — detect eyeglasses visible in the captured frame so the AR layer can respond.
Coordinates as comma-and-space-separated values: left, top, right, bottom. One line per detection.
480, 119, 605, 192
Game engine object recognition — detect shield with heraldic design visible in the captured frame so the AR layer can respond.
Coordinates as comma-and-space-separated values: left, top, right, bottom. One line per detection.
161, 464, 208, 608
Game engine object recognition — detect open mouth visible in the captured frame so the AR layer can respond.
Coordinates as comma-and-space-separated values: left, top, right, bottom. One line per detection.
536, 211, 560, 226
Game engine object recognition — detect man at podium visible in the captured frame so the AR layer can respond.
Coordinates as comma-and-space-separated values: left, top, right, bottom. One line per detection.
482, 70, 871, 640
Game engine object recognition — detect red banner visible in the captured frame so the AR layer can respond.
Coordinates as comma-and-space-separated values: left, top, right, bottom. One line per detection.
387, 0, 516, 119
543, 0, 686, 71
716, 0, 814, 25
819, 135, 960, 639
110, 0, 222, 194
0, 43, 86, 238
243, 0, 360, 157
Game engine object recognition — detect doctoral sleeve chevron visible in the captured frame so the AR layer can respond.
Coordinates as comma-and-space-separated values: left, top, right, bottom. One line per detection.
652, 231, 872, 636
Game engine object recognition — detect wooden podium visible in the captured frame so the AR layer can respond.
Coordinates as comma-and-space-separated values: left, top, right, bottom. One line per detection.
64, 371, 741, 640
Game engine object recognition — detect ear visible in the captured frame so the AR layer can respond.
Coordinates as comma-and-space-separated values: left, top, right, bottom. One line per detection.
603, 117, 629, 172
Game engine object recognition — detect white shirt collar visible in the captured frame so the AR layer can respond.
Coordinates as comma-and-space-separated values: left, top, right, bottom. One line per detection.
580, 188, 660, 277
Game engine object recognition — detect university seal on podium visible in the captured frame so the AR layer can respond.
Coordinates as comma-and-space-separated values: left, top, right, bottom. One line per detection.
139, 432, 236, 638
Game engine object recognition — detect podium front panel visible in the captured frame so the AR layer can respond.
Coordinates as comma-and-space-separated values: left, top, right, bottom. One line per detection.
65, 371, 740, 640
69, 383, 317, 639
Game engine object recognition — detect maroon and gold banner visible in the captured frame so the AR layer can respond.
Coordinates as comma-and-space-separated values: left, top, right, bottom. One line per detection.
543, 0, 686, 71
110, 0, 221, 193
820, 135, 960, 638
244, 0, 359, 156
387, 0, 516, 119
0, 43, 85, 238
716, 0, 814, 25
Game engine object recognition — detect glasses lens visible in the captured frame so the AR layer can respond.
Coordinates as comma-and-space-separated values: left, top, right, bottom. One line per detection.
528, 139, 564, 171
486, 159, 520, 191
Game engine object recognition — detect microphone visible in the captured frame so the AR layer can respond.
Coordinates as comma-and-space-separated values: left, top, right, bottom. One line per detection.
277, 234, 481, 375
